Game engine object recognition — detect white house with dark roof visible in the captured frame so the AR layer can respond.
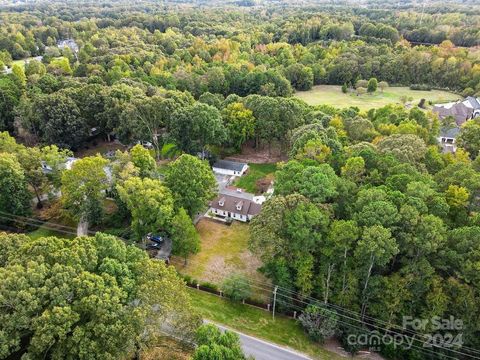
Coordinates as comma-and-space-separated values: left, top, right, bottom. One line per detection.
209, 193, 262, 222
212, 160, 248, 176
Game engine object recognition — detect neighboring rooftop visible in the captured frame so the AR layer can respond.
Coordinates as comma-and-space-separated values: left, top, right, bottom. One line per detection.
213, 160, 247, 172
433, 102, 474, 126
439, 127, 460, 139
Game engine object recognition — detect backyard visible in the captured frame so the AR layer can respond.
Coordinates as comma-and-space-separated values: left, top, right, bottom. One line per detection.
171, 219, 270, 299
234, 163, 277, 194
295, 85, 460, 110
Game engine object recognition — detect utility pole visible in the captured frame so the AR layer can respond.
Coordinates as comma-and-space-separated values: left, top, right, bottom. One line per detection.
272, 286, 278, 320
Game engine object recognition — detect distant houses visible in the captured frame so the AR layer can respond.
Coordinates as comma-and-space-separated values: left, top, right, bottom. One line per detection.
433, 96, 480, 126
433, 96, 480, 153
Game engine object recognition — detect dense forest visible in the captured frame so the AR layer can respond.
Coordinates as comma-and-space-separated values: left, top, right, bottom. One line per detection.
1, 0, 480, 359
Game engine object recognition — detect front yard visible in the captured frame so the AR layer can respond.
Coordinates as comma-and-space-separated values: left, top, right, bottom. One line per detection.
171, 219, 270, 299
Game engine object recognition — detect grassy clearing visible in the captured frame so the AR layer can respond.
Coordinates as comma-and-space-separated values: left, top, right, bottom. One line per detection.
27, 227, 75, 240
295, 85, 460, 110
234, 163, 277, 194
172, 219, 270, 300
189, 288, 346, 360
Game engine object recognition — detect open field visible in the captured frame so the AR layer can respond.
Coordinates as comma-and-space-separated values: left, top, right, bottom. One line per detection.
172, 219, 270, 298
295, 85, 460, 110
234, 163, 277, 194
189, 289, 351, 360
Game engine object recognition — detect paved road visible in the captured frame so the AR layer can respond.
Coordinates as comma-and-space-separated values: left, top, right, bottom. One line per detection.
214, 323, 312, 360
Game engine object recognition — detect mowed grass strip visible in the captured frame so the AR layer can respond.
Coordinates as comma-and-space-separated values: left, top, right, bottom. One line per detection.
235, 163, 277, 194
189, 288, 346, 360
295, 85, 460, 110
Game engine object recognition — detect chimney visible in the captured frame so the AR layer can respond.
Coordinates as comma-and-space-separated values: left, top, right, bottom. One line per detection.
218, 197, 225, 207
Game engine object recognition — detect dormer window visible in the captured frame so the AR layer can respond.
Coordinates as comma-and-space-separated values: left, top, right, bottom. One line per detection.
219, 197, 225, 207
236, 201, 243, 211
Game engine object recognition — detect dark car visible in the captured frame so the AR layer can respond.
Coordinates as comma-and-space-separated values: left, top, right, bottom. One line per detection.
146, 233, 165, 244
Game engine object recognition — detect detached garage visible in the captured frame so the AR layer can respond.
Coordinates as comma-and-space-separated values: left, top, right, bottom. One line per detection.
212, 160, 248, 177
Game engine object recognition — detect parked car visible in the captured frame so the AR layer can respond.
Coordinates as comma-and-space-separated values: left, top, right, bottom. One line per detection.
146, 232, 166, 244
136, 140, 154, 149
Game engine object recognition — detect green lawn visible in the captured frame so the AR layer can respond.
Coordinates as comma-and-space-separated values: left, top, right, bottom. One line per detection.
27, 227, 75, 240
189, 288, 345, 360
234, 163, 277, 194
295, 85, 460, 110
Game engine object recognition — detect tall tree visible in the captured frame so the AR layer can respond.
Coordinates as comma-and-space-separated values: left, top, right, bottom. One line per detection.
0, 232, 200, 359
0, 153, 31, 218
117, 176, 174, 240
61, 155, 109, 226
164, 154, 216, 218
171, 207, 200, 265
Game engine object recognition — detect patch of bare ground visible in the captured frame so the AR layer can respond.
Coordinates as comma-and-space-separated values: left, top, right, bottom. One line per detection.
226, 142, 287, 164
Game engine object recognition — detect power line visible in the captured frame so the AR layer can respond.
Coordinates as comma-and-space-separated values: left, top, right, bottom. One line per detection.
2, 211, 479, 358
174, 256, 480, 358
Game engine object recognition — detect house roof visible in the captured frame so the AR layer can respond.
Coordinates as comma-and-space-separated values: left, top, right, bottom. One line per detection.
439, 127, 460, 139
210, 194, 262, 216
213, 160, 247, 172
465, 97, 480, 110
433, 102, 473, 126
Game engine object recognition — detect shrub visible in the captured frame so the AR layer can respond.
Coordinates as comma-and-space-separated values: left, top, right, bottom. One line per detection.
367, 78, 378, 93
298, 305, 338, 343
201, 282, 219, 292
222, 274, 252, 301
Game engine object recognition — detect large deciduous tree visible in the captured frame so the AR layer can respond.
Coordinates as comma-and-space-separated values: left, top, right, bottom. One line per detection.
61, 155, 109, 226
164, 154, 217, 218
117, 176, 174, 240
170, 102, 226, 154
0, 153, 31, 217
171, 207, 200, 265
0, 232, 200, 359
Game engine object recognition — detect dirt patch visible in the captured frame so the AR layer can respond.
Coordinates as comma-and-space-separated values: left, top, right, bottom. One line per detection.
226, 142, 287, 164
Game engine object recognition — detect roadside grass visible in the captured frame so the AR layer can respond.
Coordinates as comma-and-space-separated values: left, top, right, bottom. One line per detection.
234, 163, 277, 194
295, 85, 460, 110
172, 219, 270, 301
189, 288, 346, 360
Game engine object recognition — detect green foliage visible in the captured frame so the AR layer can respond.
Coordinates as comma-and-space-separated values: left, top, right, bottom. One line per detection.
117, 176, 174, 240
0, 153, 31, 217
222, 274, 252, 301
164, 154, 217, 218
193, 324, 248, 360
130, 144, 156, 177
0, 232, 200, 359
298, 305, 338, 343
367, 78, 378, 93
61, 155, 109, 224
171, 207, 200, 264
